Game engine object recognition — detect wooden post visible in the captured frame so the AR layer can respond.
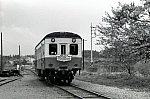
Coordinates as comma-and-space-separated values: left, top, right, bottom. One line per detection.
19, 45, 21, 71
82, 39, 84, 70
0, 32, 3, 74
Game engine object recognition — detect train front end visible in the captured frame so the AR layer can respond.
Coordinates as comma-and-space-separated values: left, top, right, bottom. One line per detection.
35, 32, 82, 84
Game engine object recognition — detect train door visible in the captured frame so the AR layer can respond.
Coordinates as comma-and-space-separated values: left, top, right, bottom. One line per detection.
60, 44, 67, 55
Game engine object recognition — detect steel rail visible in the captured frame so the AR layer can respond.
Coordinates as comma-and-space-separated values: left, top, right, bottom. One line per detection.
71, 84, 112, 99
54, 84, 83, 99
0, 78, 21, 86
54, 84, 111, 99
0, 79, 6, 82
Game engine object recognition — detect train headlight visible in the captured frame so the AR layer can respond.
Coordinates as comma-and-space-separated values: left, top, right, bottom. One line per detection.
51, 38, 55, 42
74, 64, 78, 67
72, 38, 76, 43
48, 64, 53, 67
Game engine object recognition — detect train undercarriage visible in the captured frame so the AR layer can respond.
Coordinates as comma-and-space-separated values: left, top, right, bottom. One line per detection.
37, 68, 79, 85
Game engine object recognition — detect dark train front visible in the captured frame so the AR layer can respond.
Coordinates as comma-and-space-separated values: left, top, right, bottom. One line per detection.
35, 32, 82, 84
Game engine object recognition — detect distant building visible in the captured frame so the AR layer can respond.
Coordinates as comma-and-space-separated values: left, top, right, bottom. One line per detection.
23, 56, 35, 65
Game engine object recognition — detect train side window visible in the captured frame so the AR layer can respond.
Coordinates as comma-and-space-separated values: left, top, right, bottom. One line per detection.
70, 44, 78, 55
49, 44, 57, 55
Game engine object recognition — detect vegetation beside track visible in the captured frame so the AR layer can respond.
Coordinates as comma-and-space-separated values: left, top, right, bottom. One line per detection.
76, 72, 150, 92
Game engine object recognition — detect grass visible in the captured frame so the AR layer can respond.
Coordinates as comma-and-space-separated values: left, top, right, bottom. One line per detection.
76, 72, 150, 92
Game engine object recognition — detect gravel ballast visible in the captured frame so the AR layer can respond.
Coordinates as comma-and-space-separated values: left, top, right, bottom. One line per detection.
72, 79, 150, 99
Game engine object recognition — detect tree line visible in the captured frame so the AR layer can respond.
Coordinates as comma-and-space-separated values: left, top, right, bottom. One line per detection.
96, 1, 150, 75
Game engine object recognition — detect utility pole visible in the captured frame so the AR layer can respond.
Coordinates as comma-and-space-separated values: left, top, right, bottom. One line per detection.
0, 32, 3, 74
82, 39, 87, 70
19, 45, 21, 72
91, 24, 93, 66
90, 23, 96, 66
83, 39, 85, 70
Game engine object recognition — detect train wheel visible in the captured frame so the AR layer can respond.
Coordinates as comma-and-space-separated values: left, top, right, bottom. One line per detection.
55, 77, 61, 85
47, 74, 55, 84
40, 75, 45, 81
67, 74, 73, 85
66, 80, 71, 85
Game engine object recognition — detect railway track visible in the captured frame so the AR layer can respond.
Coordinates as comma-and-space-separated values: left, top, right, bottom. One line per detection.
0, 77, 21, 86
25, 69, 111, 99
24, 69, 37, 76
54, 84, 111, 99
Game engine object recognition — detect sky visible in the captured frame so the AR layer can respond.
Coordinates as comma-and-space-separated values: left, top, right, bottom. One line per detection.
0, 0, 143, 55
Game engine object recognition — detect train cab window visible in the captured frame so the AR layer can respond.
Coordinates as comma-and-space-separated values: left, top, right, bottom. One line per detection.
49, 44, 57, 55
70, 44, 78, 55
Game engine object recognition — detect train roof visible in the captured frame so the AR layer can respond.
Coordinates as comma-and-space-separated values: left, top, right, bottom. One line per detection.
35, 32, 82, 49
44, 32, 82, 39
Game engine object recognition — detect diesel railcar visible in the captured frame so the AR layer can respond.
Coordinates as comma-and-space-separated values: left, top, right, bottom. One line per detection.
35, 32, 82, 84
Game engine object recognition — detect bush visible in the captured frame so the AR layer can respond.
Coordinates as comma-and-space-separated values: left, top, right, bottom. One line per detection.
135, 61, 150, 76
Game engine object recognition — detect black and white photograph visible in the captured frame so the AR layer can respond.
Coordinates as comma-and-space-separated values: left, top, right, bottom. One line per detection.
0, 0, 150, 99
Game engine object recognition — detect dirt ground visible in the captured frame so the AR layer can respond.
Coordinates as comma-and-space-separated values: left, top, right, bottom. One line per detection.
1, 70, 150, 99
0, 73, 67, 99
